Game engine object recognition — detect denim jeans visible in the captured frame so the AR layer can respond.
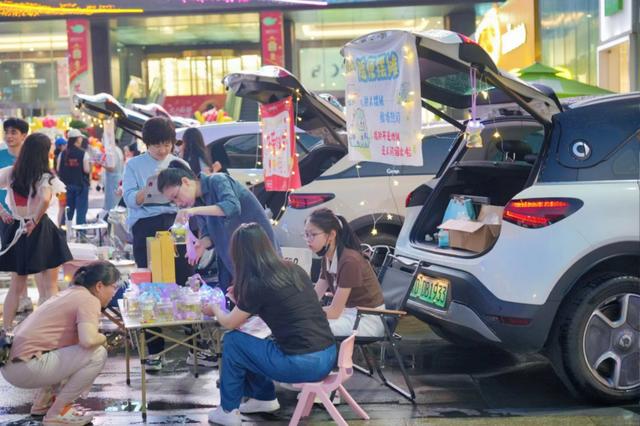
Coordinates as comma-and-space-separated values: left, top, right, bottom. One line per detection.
220, 330, 337, 411
65, 184, 89, 225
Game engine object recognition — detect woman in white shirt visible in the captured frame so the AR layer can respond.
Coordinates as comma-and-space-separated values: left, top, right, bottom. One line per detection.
0, 133, 72, 332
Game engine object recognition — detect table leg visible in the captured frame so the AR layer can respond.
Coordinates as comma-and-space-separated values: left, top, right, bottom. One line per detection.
125, 330, 130, 386
193, 330, 199, 378
138, 329, 147, 421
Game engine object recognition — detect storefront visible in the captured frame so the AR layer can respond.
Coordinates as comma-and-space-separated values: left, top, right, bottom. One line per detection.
539, 0, 599, 86
0, 0, 485, 118
597, 0, 639, 92
0, 20, 69, 117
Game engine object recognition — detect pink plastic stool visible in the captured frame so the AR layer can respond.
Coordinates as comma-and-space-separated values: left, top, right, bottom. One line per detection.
288, 333, 369, 426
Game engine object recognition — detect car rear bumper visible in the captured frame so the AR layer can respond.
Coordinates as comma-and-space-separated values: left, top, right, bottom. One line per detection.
394, 257, 559, 353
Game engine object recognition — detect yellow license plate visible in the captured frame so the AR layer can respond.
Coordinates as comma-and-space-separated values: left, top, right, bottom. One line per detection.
410, 273, 449, 309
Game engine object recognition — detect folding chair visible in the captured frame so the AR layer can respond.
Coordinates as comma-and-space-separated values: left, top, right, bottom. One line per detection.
346, 249, 417, 402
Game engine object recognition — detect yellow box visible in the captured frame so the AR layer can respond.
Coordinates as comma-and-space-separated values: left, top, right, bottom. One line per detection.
146, 236, 163, 282
157, 231, 176, 283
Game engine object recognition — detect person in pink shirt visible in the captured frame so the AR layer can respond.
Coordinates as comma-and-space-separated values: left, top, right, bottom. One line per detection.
1, 261, 121, 425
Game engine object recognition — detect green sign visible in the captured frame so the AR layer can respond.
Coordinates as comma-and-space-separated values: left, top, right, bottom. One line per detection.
604, 0, 623, 16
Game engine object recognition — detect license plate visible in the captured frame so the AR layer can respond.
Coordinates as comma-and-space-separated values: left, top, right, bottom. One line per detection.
410, 273, 449, 309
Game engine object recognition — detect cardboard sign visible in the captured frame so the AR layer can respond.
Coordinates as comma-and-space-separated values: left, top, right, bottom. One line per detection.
260, 96, 301, 191
343, 31, 423, 166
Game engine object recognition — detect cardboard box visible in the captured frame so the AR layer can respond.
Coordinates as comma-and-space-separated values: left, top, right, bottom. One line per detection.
438, 205, 503, 253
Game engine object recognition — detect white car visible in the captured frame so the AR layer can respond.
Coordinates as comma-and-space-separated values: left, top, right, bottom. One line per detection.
363, 29, 639, 404
224, 66, 461, 275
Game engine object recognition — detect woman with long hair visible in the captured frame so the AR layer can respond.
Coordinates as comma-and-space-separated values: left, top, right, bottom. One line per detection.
1, 261, 120, 425
176, 127, 222, 174
203, 223, 336, 425
0, 133, 72, 332
305, 207, 385, 337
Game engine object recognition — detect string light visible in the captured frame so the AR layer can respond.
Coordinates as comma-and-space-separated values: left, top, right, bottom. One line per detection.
370, 228, 378, 236
386, 214, 393, 220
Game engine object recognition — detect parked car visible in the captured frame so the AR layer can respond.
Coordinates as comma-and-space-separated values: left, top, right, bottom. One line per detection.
356, 29, 639, 404
223, 66, 460, 275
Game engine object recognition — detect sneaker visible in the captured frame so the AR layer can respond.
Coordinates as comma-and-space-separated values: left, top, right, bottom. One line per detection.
208, 406, 241, 425
17, 296, 33, 313
145, 354, 164, 372
239, 398, 280, 414
186, 351, 219, 368
42, 404, 93, 425
31, 386, 55, 416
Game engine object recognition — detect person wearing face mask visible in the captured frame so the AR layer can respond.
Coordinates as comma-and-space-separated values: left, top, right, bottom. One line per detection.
121, 117, 194, 371
157, 161, 278, 293
0, 261, 121, 426
304, 207, 385, 337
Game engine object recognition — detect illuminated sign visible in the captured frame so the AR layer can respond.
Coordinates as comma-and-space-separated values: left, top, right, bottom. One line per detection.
474, 0, 536, 71
0, 0, 399, 19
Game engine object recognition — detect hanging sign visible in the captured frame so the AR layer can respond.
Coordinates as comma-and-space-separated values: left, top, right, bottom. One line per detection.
260, 11, 285, 67
260, 96, 301, 192
66, 19, 94, 95
343, 31, 423, 166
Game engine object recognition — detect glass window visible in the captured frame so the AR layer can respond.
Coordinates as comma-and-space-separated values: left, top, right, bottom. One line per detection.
460, 122, 544, 164
224, 134, 260, 169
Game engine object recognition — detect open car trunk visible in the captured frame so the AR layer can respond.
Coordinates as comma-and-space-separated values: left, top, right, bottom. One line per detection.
224, 66, 348, 216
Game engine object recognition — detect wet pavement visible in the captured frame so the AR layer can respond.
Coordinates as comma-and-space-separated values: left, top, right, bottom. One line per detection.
1, 316, 638, 425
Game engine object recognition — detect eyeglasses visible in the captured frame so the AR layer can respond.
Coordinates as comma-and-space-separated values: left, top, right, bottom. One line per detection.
302, 231, 324, 241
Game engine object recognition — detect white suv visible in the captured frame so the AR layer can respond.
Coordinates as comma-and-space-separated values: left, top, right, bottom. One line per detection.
355, 30, 639, 404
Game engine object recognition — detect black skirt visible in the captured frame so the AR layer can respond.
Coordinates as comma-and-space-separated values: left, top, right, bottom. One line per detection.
0, 214, 72, 275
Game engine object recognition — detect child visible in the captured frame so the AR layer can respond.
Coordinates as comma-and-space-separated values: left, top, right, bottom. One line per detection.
0, 133, 72, 332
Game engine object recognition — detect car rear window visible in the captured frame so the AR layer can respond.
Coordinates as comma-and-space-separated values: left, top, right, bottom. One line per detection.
459, 121, 544, 164
223, 132, 321, 169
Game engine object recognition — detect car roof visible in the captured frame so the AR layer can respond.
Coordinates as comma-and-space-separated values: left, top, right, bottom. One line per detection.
567, 92, 640, 109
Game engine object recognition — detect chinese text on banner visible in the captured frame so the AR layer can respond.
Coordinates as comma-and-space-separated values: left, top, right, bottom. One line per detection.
343, 31, 423, 166
260, 96, 301, 191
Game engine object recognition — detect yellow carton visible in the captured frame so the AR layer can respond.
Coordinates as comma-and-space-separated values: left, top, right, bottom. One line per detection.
146, 231, 176, 283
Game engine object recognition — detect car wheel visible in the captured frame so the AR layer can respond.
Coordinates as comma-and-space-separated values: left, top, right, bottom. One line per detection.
559, 274, 640, 404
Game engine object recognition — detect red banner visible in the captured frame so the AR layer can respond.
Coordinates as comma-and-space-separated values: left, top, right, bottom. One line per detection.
66, 19, 92, 94
260, 11, 285, 67
260, 96, 300, 192
162, 95, 226, 117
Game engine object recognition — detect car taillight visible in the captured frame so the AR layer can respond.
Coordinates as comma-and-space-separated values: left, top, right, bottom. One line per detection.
503, 198, 583, 229
288, 193, 335, 209
405, 191, 413, 208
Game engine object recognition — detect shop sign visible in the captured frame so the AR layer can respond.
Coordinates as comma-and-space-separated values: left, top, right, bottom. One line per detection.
10, 78, 46, 88
342, 31, 423, 166
260, 96, 301, 192
66, 19, 94, 95
260, 11, 285, 67
56, 59, 70, 98
475, 0, 536, 71
162, 94, 225, 117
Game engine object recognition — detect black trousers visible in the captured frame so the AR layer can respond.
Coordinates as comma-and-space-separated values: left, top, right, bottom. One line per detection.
132, 213, 195, 355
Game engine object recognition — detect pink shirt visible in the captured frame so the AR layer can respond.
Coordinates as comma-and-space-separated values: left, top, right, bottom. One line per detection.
0, 167, 65, 220
10, 286, 101, 361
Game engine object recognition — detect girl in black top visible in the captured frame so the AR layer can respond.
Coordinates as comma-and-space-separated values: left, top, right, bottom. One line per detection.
204, 223, 335, 425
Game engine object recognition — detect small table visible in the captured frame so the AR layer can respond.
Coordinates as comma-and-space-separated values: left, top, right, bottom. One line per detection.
72, 222, 109, 246
118, 300, 222, 420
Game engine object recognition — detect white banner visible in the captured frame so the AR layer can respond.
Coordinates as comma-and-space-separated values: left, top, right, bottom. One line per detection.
343, 31, 423, 166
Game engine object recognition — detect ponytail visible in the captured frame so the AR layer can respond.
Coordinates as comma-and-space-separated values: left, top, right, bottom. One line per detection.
73, 261, 121, 290
306, 208, 361, 257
